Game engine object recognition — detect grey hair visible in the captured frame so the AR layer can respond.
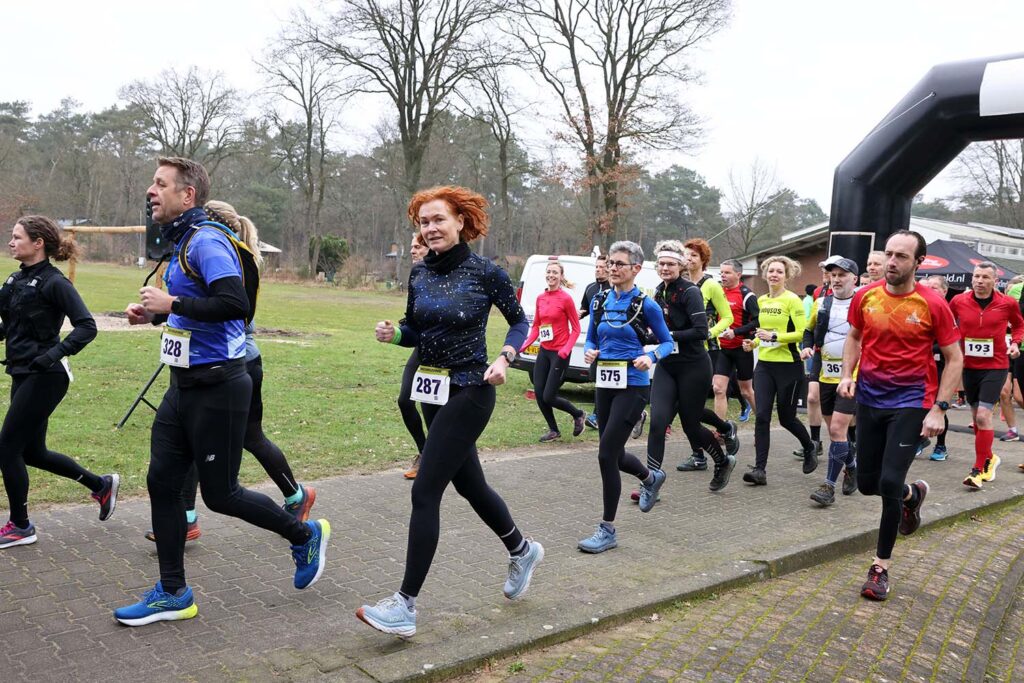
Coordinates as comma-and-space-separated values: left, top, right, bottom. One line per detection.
975, 260, 998, 273
924, 274, 949, 292
653, 239, 685, 257
609, 240, 644, 265
720, 258, 743, 274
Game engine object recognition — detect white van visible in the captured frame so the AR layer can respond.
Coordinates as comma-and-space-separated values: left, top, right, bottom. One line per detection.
512, 254, 720, 383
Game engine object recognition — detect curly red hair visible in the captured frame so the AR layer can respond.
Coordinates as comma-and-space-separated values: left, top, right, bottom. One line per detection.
407, 186, 490, 242
683, 238, 712, 269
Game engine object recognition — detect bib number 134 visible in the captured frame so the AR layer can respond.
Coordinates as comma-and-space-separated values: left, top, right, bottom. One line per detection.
411, 366, 450, 405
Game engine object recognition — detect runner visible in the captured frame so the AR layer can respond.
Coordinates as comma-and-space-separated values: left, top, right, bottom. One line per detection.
803, 256, 860, 506
578, 240, 673, 551
398, 233, 429, 478
741, 255, 816, 485
520, 261, 586, 442
676, 239, 738, 473
865, 250, 885, 283
358, 186, 543, 638
580, 255, 611, 429
713, 259, 758, 424
642, 241, 735, 507
948, 261, 1023, 489
802, 268, 830, 460
922, 275, 952, 461
0, 216, 117, 549
116, 157, 328, 626
839, 230, 962, 601
141, 200, 318, 542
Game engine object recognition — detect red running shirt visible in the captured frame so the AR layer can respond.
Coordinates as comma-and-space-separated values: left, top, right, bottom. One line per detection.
948, 290, 1024, 370
521, 288, 581, 357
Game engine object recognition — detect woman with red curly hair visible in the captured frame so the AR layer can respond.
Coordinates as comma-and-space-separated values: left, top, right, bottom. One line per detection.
359, 186, 544, 638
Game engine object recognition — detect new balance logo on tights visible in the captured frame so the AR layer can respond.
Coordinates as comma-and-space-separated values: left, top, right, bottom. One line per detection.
205, 454, 216, 462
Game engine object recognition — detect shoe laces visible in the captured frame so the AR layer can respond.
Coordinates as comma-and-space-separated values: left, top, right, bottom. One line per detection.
0, 521, 17, 535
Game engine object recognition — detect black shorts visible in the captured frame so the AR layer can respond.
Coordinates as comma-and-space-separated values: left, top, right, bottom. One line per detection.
714, 346, 754, 381
962, 368, 1006, 407
819, 382, 856, 416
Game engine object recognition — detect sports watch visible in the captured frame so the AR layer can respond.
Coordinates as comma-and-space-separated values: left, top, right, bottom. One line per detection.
499, 349, 516, 365
935, 400, 950, 411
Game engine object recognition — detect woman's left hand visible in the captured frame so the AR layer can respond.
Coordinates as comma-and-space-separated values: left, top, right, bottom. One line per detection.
633, 354, 653, 371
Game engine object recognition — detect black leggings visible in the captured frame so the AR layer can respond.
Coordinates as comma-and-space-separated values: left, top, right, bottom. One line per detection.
148, 371, 309, 593
397, 349, 427, 453
754, 361, 813, 469
401, 383, 523, 597
649, 358, 724, 470
595, 386, 650, 523
180, 357, 299, 510
855, 405, 927, 560
0, 373, 102, 527
533, 347, 583, 432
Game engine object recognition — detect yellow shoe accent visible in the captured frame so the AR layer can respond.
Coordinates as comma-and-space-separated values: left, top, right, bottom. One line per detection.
981, 454, 1001, 482
963, 470, 984, 489
177, 603, 199, 621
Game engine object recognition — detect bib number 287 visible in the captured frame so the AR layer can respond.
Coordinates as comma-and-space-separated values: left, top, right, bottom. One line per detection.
411, 366, 450, 405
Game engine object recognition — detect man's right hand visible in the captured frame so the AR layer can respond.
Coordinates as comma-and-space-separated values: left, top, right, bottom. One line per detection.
125, 303, 154, 325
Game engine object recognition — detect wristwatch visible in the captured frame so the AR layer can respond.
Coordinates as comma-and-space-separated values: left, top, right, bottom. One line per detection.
771, 332, 778, 343
499, 350, 516, 365
935, 400, 950, 411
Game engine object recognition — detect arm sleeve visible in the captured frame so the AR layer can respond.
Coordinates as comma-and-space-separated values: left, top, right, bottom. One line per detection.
520, 294, 542, 352
584, 296, 600, 353
707, 282, 733, 338
644, 298, 675, 361
397, 278, 420, 348
175, 276, 249, 323
41, 277, 97, 363
733, 293, 759, 337
673, 288, 708, 342
560, 292, 581, 356
802, 304, 818, 349
488, 263, 528, 351
776, 295, 807, 344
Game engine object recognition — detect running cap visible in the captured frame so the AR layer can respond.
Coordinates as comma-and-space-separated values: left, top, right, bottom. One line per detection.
819, 254, 859, 275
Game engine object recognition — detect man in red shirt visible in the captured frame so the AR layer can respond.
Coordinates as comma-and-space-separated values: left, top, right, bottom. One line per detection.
713, 259, 758, 420
839, 230, 962, 601
948, 262, 1023, 489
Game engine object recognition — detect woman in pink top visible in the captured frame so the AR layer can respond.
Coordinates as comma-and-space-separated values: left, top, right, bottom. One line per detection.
521, 261, 586, 441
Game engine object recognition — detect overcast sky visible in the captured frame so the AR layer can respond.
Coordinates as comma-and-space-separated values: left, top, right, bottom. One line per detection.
6, 0, 1024, 212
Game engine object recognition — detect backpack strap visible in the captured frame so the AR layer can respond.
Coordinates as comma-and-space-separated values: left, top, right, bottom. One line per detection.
813, 294, 834, 349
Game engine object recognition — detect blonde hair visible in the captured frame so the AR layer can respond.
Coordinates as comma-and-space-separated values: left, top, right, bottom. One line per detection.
654, 239, 686, 258
205, 200, 264, 268
759, 255, 801, 282
547, 261, 574, 289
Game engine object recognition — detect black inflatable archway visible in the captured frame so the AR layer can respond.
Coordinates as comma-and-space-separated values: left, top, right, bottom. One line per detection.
828, 53, 1024, 267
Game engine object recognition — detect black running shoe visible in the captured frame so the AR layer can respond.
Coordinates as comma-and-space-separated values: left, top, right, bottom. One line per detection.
721, 420, 740, 456
709, 455, 736, 492
741, 466, 766, 485
898, 480, 928, 536
802, 446, 818, 474
861, 564, 889, 601
677, 452, 708, 471
92, 474, 120, 521
631, 410, 647, 439
842, 467, 857, 495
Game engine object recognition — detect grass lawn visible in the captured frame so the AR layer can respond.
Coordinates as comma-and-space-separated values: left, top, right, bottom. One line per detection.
1, 260, 609, 507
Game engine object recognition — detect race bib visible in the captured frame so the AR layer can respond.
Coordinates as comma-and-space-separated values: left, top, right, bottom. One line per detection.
539, 324, 554, 342
672, 341, 680, 355
821, 358, 843, 379
160, 327, 191, 368
60, 357, 74, 382
760, 339, 779, 349
965, 337, 994, 358
411, 366, 450, 405
596, 360, 628, 389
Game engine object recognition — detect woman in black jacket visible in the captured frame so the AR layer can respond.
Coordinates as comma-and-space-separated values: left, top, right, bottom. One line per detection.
0, 215, 117, 549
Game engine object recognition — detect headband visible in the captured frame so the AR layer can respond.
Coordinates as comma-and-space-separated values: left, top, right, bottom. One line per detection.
657, 251, 685, 264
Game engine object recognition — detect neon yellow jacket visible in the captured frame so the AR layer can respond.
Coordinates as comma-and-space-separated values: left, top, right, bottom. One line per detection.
699, 275, 733, 348
753, 289, 805, 363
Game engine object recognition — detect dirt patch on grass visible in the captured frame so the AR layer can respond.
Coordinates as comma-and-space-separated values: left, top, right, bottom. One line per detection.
64, 313, 327, 338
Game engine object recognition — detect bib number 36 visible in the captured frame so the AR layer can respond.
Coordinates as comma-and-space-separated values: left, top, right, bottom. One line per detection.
160, 327, 191, 368
411, 366, 450, 405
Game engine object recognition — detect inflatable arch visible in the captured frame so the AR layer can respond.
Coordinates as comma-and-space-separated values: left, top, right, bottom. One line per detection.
828, 52, 1024, 266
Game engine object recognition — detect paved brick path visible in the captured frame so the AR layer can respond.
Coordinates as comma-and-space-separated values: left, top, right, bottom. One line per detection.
0, 411, 1022, 682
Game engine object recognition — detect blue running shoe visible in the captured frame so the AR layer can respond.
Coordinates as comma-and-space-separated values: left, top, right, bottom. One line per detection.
915, 438, 931, 458
739, 404, 752, 422
293, 519, 330, 589
638, 469, 667, 513
929, 446, 948, 461
356, 592, 417, 637
504, 540, 545, 599
578, 524, 617, 553
114, 582, 198, 627
585, 413, 599, 430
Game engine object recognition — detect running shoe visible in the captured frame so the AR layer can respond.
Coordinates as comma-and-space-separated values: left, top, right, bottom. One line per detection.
810, 483, 835, 507
860, 564, 889, 601
742, 466, 766, 485
981, 454, 1001, 482
629, 489, 660, 503
538, 430, 561, 443
578, 524, 617, 553
929, 446, 948, 462
739, 404, 752, 423
631, 411, 647, 439
284, 485, 317, 523
356, 592, 417, 637
638, 469, 667, 513
403, 454, 421, 480
842, 467, 857, 496
503, 540, 544, 599
1000, 428, 1019, 442
145, 520, 202, 543
573, 414, 586, 437
915, 438, 931, 458
802, 445, 818, 474
721, 420, 740, 456
963, 468, 984, 490
585, 413, 599, 430
898, 480, 928, 535
1018, 462, 1024, 472
92, 474, 120, 521
952, 398, 967, 409
114, 582, 198, 627
793, 441, 820, 459
709, 454, 736, 492
292, 519, 330, 589
677, 452, 708, 471
0, 521, 37, 549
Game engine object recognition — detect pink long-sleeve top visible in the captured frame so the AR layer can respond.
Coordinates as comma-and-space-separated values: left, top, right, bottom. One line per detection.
520, 288, 581, 358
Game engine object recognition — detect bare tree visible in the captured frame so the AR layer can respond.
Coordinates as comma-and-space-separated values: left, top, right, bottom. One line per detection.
512, 0, 729, 249
721, 159, 787, 256
954, 140, 1024, 229
259, 36, 348, 277
300, 0, 508, 196
119, 67, 244, 173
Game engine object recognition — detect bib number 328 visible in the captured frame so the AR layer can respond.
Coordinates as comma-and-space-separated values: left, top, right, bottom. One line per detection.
596, 360, 628, 389
160, 327, 191, 368
411, 366, 450, 405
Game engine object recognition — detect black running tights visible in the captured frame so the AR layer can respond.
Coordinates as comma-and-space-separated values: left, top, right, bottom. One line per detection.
398, 349, 427, 454
533, 347, 583, 432
595, 385, 650, 523
649, 358, 724, 471
754, 361, 813, 469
